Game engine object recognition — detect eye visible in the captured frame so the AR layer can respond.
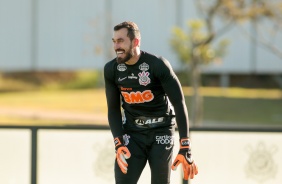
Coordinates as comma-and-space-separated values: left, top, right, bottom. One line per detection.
112, 38, 124, 44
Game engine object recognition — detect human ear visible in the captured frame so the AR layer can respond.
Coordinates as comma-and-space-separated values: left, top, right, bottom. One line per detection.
133, 38, 140, 47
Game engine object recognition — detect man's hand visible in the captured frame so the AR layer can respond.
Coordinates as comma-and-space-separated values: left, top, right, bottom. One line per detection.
171, 138, 198, 180
114, 136, 131, 174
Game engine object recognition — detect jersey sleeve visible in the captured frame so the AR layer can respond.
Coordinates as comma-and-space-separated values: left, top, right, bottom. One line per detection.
104, 62, 124, 138
154, 57, 189, 138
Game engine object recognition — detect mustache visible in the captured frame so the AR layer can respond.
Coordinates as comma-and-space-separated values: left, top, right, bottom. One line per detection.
115, 49, 125, 52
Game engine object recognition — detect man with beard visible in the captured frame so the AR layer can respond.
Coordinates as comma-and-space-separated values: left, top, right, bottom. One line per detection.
104, 21, 198, 184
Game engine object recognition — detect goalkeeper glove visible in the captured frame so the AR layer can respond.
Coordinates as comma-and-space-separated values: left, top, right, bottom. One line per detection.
114, 136, 131, 174
171, 138, 198, 180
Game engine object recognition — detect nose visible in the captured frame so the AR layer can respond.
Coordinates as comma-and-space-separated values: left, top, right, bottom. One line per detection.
113, 42, 120, 50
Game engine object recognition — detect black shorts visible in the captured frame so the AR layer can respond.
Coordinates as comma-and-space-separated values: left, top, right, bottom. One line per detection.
115, 126, 175, 184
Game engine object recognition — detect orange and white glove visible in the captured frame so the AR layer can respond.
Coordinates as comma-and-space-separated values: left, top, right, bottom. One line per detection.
114, 136, 131, 174
171, 138, 198, 180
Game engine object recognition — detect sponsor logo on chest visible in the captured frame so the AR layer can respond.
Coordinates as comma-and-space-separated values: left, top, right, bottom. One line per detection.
121, 90, 154, 104
117, 64, 127, 71
128, 73, 138, 79
135, 117, 164, 126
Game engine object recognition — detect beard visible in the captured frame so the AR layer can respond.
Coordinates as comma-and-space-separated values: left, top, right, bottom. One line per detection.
116, 45, 134, 64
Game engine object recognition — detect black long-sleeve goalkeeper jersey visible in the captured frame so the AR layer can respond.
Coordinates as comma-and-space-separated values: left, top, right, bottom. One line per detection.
104, 51, 189, 138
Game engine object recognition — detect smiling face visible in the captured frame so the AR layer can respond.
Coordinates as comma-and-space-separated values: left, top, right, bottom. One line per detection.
112, 28, 135, 64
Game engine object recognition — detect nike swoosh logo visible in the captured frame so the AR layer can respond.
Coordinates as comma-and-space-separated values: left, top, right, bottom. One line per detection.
165, 145, 173, 150
118, 77, 127, 81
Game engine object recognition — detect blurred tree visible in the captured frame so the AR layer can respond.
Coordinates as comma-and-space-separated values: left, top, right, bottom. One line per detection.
171, 20, 229, 126
196, 0, 282, 59
170, 0, 282, 126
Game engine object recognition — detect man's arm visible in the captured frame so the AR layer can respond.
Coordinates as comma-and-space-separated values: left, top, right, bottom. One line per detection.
104, 63, 132, 174
104, 63, 124, 137
155, 57, 198, 180
155, 58, 189, 138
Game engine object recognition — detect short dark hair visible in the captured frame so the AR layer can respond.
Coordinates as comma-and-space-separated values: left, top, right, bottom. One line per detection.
114, 21, 141, 41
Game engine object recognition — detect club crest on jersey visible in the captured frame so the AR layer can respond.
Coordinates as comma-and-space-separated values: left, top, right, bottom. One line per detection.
139, 62, 149, 71
123, 134, 130, 146
138, 71, 151, 86
117, 64, 127, 71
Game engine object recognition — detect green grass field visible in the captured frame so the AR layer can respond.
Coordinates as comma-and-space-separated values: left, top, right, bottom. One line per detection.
0, 87, 281, 126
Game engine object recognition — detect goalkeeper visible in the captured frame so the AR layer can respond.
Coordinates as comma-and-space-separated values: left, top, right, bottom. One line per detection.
104, 21, 198, 184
